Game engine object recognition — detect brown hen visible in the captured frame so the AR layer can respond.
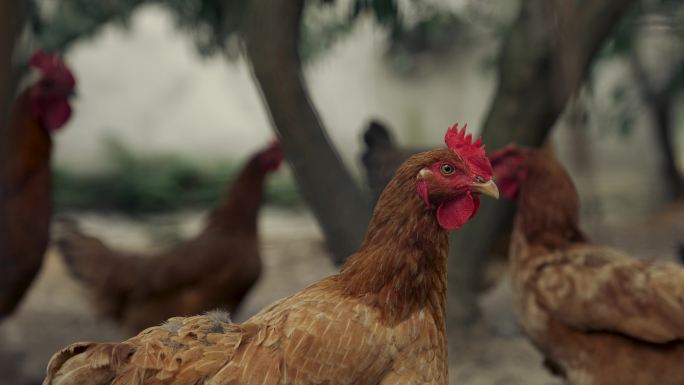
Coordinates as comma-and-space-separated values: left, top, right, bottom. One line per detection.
0, 50, 75, 317
490, 144, 684, 385
56, 142, 283, 334
43, 124, 499, 385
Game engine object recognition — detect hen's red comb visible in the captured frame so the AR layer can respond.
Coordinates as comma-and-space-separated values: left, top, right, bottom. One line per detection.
444, 123, 492, 178
445, 123, 483, 153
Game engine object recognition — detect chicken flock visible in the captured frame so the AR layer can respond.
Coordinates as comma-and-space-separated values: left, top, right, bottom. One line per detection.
1, 50, 683, 385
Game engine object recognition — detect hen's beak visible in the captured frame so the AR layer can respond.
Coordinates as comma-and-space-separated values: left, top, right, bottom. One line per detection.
470, 179, 499, 199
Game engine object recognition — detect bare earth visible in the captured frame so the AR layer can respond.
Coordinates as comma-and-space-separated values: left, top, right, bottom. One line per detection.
1, 204, 682, 385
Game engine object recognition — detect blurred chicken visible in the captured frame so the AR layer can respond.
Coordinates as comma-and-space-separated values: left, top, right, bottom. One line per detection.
0, 50, 76, 318
361, 119, 423, 203
44, 124, 499, 385
56, 142, 283, 334
490, 144, 684, 385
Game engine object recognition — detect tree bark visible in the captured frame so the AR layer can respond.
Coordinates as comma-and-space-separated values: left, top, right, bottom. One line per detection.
243, 0, 371, 264
0, 1, 24, 131
447, 0, 636, 329
651, 93, 683, 199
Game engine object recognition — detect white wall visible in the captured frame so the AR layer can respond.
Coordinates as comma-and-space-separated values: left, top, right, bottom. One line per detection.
53, 5, 498, 174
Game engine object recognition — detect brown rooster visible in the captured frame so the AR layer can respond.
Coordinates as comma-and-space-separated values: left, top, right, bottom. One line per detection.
56, 142, 284, 334
362, 121, 510, 291
43, 124, 499, 385
490, 144, 684, 385
0, 50, 76, 317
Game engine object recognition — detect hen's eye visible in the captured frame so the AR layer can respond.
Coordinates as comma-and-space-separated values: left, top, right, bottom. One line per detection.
440, 163, 455, 175
475, 175, 486, 183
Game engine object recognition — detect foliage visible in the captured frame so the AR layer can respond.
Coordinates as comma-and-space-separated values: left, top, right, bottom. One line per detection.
34, 0, 148, 53
161, 0, 246, 58
34, 0, 475, 63
299, 1, 357, 62
53, 140, 301, 213
589, 0, 684, 138
602, 0, 684, 58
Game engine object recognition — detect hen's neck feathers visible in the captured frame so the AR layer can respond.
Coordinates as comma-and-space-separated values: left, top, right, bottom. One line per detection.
206, 156, 268, 233
338, 152, 449, 326
3, 90, 52, 191
515, 151, 587, 255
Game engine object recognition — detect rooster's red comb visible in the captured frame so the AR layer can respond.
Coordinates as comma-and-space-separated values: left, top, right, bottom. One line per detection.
444, 123, 492, 179
29, 49, 76, 88
445, 123, 483, 153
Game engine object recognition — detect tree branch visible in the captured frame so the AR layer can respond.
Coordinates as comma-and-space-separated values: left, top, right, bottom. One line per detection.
243, 0, 371, 264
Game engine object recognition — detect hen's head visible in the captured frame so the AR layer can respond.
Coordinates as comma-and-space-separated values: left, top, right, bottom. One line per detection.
255, 141, 284, 173
488, 143, 528, 200
416, 123, 499, 231
29, 50, 77, 132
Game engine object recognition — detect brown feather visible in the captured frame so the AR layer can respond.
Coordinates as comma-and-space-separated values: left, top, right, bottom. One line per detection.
0, 90, 53, 317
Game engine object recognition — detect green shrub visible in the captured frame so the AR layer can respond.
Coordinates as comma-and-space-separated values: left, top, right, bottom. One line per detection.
53, 143, 301, 213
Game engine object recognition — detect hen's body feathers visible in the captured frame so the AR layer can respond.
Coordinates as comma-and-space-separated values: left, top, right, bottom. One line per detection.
499, 148, 684, 385
0, 92, 54, 317
46, 280, 444, 385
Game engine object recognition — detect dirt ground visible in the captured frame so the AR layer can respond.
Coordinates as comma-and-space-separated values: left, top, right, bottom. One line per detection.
0, 204, 682, 385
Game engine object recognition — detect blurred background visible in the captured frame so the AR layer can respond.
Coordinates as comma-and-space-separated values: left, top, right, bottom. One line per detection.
1, 0, 683, 384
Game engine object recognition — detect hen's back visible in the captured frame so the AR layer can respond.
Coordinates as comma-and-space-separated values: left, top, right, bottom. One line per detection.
44, 312, 248, 385
56, 220, 261, 333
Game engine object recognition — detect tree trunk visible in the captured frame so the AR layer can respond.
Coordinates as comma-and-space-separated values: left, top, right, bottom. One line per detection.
242, 0, 371, 264
447, 0, 636, 330
0, 1, 24, 130
630, 52, 684, 199
651, 93, 683, 199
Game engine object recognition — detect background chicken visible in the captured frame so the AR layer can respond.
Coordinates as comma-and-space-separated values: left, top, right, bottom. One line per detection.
0, 50, 76, 318
56, 141, 283, 334
43, 124, 499, 385
361, 119, 424, 203
490, 144, 684, 385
